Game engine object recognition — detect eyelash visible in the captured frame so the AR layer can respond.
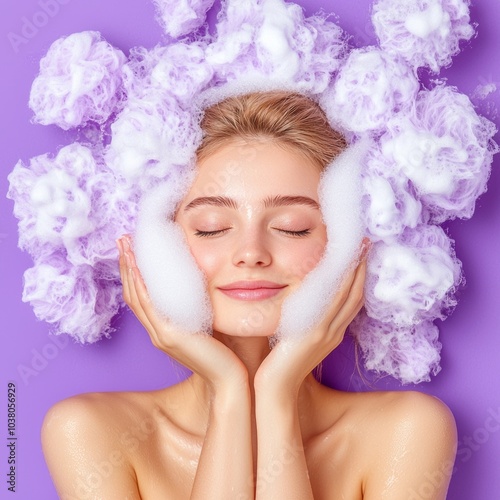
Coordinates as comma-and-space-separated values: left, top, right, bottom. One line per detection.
279, 229, 311, 237
194, 228, 311, 238
194, 229, 230, 238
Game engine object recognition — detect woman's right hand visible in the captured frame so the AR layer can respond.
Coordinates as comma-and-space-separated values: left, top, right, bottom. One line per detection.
117, 235, 248, 394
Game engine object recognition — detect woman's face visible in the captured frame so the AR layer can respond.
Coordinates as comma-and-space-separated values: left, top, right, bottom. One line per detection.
175, 139, 327, 337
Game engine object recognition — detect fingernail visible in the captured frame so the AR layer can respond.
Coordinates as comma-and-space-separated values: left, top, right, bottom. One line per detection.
361, 239, 372, 259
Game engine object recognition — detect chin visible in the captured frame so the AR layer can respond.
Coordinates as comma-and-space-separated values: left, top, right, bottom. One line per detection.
212, 303, 281, 337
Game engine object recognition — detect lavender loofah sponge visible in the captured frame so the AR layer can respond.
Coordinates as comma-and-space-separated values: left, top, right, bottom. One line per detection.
7, 0, 498, 384
372, 0, 475, 72
29, 31, 126, 130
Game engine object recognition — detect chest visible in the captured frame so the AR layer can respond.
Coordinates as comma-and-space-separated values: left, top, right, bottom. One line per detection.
131, 422, 201, 499
305, 429, 365, 500
132, 429, 365, 500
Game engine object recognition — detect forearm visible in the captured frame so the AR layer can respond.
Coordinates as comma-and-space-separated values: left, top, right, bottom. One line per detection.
254, 390, 314, 500
190, 382, 254, 500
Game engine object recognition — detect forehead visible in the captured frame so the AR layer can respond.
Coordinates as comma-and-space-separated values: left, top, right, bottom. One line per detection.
189, 139, 322, 200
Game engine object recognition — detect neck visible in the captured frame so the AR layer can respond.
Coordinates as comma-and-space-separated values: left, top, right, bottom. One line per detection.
184, 331, 324, 432
213, 330, 272, 382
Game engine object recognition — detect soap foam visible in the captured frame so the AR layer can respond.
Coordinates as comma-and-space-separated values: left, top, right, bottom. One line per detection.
133, 170, 213, 334
8, 0, 498, 383
276, 138, 367, 340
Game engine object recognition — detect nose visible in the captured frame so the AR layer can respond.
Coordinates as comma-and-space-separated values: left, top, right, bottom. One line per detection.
232, 229, 272, 267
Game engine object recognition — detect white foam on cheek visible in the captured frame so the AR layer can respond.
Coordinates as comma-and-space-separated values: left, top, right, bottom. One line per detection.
133, 170, 213, 334
276, 139, 367, 341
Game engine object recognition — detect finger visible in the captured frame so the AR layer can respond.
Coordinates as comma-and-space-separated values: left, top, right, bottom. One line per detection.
323, 238, 370, 320
316, 260, 361, 332
122, 247, 159, 338
119, 238, 160, 336
117, 237, 131, 304
326, 257, 367, 339
121, 238, 150, 313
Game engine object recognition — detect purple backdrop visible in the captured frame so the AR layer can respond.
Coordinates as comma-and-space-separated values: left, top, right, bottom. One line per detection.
1, 1, 499, 498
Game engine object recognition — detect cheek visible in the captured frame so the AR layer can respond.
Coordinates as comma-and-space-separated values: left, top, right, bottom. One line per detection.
185, 238, 221, 280
281, 233, 328, 282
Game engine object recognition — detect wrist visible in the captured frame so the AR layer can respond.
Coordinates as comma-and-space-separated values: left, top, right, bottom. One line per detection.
203, 356, 250, 396
209, 382, 252, 421
254, 370, 302, 400
254, 379, 300, 411
209, 372, 251, 403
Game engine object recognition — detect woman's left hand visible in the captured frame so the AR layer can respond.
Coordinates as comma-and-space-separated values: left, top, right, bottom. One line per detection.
254, 240, 370, 398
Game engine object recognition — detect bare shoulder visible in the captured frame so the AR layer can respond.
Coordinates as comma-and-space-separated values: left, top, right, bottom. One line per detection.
342, 389, 457, 458
342, 390, 457, 499
319, 391, 457, 500
42, 390, 151, 448
41, 390, 163, 499
355, 389, 456, 431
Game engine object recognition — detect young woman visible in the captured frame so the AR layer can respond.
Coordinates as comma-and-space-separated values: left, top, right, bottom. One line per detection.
41, 92, 457, 499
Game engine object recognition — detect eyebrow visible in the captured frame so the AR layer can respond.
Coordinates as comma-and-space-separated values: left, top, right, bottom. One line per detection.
183, 194, 320, 212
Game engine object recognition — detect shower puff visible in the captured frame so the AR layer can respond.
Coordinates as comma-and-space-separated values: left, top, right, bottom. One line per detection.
105, 44, 210, 189
123, 43, 213, 106
321, 47, 419, 133
206, 0, 347, 93
381, 85, 498, 223
105, 97, 201, 189
8, 143, 133, 341
23, 254, 122, 343
29, 31, 126, 130
362, 147, 423, 240
364, 224, 462, 326
8, 0, 499, 383
8, 144, 100, 264
372, 0, 474, 72
352, 314, 442, 384
153, 0, 215, 38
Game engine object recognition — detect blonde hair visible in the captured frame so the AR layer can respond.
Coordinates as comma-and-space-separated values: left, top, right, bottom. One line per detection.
197, 91, 346, 170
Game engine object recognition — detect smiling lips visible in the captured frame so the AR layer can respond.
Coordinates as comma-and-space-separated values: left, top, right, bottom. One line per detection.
218, 281, 287, 301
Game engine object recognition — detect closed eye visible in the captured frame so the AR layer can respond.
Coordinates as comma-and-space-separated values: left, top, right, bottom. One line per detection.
194, 229, 230, 237
194, 228, 311, 238
276, 229, 311, 237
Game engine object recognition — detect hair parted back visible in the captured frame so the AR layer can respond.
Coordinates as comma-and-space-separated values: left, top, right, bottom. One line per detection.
197, 91, 347, 170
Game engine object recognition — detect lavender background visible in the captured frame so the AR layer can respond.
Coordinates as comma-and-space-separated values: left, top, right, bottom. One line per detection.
0, 0, 499, 498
